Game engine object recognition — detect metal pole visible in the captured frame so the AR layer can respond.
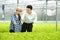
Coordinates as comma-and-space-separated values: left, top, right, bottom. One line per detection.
56, 1, 58, 31
43, 4, 45, 21
17, 0, 19, 7
46, 0, 48, 23
2, 4, 5, 21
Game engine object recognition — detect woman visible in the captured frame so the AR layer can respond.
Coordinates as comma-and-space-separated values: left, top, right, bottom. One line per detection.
10, 7, 22, 32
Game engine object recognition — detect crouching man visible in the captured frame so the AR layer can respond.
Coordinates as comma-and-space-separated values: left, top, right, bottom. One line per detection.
21, 5, 37, 32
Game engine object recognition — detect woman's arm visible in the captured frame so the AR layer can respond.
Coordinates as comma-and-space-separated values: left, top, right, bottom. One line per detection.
11, 15, 16, 25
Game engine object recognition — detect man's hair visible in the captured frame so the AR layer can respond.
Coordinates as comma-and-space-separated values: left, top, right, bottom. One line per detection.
26, 5, 33, 10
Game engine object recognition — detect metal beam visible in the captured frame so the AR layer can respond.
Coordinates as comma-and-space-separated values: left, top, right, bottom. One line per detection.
56, 1, 58, 31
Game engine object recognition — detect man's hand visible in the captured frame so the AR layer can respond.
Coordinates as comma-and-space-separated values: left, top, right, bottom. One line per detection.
21, 19, 24, 24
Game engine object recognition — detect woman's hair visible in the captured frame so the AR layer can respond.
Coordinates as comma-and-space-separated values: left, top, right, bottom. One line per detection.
18, 14, 21, 21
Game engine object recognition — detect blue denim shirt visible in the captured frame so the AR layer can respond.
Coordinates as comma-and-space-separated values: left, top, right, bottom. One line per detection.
10, 13, 21, 32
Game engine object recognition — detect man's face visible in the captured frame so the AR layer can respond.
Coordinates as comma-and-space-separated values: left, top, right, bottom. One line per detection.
26, 8, 32, 14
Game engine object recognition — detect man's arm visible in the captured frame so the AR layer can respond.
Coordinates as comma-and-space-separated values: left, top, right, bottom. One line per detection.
21, 12, 25, 24
33, 12, 37, 23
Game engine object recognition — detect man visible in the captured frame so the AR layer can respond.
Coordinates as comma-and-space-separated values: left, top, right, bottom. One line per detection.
21, 5, 37, 32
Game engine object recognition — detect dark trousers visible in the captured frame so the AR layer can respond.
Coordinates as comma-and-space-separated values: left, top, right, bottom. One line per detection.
21, 22, 33, 32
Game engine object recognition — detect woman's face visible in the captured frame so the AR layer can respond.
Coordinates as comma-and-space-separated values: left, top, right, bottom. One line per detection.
16, 8, 22, 14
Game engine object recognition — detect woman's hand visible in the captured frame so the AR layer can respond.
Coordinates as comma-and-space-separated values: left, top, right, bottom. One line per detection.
14, 22, 16, 25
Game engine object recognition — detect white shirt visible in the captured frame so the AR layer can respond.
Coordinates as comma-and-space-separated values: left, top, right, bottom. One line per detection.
21, 10, 37, 23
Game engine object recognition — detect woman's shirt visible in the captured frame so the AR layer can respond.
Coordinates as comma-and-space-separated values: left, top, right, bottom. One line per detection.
10, 13, 21, 32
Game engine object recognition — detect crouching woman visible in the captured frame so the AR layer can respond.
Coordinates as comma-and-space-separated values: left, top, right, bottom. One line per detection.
10, 7, 22, 32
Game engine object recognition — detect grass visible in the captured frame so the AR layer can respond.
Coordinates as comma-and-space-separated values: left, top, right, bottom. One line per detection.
0, 22, 60, 40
